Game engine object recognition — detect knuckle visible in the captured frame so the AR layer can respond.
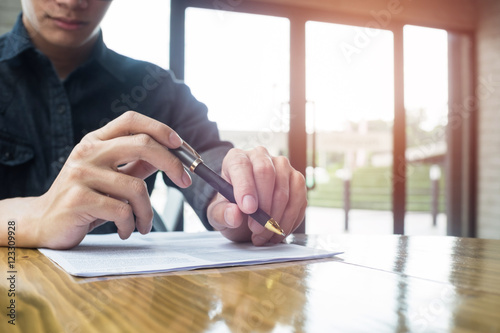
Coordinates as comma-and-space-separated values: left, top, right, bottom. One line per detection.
72, 140, 95, 159
226, 150, 250, 169
129, 178, 148, 197
274, 155, 291, 167
132, 133, 154, 147
149, 119, 165, 133
66, 185, 87, 203
122, 110, 139, 124
226, 148, 244, 160
274, 185, 290, 203
255, 146, 270, 155
81, 131, 96, 142
293, 170, 306, 188
66, 164, 87, 182
114, 202, 133, 221
226, 147, 242, 156
253, 158, 275, 176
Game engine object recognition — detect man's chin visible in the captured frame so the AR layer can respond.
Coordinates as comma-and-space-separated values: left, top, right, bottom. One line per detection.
42, 30, 99, 50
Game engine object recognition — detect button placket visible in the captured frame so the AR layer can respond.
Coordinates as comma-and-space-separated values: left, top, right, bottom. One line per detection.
49, 77, 74, 176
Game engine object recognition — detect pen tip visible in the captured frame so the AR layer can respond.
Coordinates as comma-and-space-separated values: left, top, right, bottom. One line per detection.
265, 218, 286, 237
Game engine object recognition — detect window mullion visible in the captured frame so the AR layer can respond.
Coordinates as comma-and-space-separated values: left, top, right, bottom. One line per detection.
393, 24, 406, 235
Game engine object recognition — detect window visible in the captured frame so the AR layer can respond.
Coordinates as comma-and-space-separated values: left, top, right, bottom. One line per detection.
185, 8, 290, 156
305, 21, 395, 234
101, 0, 171, 69
47, 1, 469, 236
404, 25, 448, 235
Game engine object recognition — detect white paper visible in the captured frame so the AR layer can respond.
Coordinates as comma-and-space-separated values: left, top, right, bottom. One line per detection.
38, 232, 341, 277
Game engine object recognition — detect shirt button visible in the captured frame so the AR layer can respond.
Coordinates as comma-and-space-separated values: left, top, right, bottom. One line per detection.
58, 156, 66, 164
3, 152, 11, 160
57, 105, 66, 114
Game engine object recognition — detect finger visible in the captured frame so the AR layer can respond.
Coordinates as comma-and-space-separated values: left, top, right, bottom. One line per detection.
269, 203, 306, 244
247, 156, 291, 245
79, 168, 154, 235
269, 170, 307, 243
73, 187, 136, 240
73, 134, 192, 188
248, 147, 276, 217
207, 194, 243, 231
90, 111, 183, 149
100, 198, 136, 240
267, 156, 293, 229
87, 219, 108, 233
249, 160, 305, 246
118, 160, 158, 179
222, 149, 258, 214
207, 194, 252, 242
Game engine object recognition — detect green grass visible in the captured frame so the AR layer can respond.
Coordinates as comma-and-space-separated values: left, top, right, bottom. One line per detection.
308, 165, 446, 212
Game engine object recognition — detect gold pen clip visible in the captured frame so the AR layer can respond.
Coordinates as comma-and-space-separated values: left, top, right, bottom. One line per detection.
180, 141, 204, 172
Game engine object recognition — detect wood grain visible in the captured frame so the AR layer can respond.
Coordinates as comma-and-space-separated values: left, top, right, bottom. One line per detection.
1, 235, 500, 332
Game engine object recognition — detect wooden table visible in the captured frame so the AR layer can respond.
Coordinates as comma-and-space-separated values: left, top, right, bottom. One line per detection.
2, 234, 500, 332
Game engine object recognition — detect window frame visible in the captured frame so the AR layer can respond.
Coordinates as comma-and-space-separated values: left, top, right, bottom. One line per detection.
169, 0, 477, 236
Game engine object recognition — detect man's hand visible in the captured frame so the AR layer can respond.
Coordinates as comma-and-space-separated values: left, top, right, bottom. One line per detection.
32, 111, 191, 249
207, 147, 307, 246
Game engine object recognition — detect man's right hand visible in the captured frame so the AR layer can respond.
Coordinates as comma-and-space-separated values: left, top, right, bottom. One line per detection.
24, 111, 191, 249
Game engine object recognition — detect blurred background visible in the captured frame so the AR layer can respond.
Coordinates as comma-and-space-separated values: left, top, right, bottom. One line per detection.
1, 0, 497, 238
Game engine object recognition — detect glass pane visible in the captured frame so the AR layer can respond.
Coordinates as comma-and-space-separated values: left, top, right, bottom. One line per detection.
185, 8, 290, 156
101, 0, 170, 69
404, 25, 448, 235
306, 21, 394, 234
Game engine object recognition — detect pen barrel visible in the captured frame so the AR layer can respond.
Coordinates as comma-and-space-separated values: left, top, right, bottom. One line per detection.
193, 163, 236, 203
170, 145, 236, 202
194, 163, 272, 225
249, 208, 272, 224
170, 142, 278, 232
171, 145, 198, 170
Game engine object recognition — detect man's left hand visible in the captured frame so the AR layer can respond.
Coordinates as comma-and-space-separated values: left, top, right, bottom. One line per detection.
207, 147, 307, 246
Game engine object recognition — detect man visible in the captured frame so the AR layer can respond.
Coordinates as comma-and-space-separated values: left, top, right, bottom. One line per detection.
0, 0, 307, 249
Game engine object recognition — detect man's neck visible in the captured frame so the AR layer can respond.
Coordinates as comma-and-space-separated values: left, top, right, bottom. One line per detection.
39, 41, 96, 80
22, 17, 98, 80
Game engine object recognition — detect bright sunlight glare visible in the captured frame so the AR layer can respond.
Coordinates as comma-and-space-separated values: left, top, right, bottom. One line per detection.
101, 0, 170, 69
99, 5, 448, 134
404, 25, 449, 131
306, 21, 395, 132
185, 9, 290, 132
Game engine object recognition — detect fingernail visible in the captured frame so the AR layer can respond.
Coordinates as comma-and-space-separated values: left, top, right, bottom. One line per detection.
169, 131, 182, 147
242, 195, 257, 213
182, 171, 192, 187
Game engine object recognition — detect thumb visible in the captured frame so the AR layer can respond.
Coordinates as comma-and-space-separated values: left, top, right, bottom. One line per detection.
207, 193, 245, 231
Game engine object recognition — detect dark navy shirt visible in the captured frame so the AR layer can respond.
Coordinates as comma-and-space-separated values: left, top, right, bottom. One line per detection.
0, 15, 232, 231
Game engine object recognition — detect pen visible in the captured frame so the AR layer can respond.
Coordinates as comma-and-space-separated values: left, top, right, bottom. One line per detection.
171, 141, 286, 237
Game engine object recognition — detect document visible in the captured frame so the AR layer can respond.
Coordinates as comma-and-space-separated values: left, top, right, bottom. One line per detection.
39, 232, 341, 277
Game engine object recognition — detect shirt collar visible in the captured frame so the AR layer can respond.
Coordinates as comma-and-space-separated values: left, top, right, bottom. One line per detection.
89, 32, 127, 83
1, 13, 126, 83
0, 13, 34, 62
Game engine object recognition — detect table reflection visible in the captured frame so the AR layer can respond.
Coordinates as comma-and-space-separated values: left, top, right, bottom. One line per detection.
1, 235, 499, 333
207, 264, 308, 332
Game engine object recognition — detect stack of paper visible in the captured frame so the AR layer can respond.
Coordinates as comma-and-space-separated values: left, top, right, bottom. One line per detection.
39, 232, 341, 277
